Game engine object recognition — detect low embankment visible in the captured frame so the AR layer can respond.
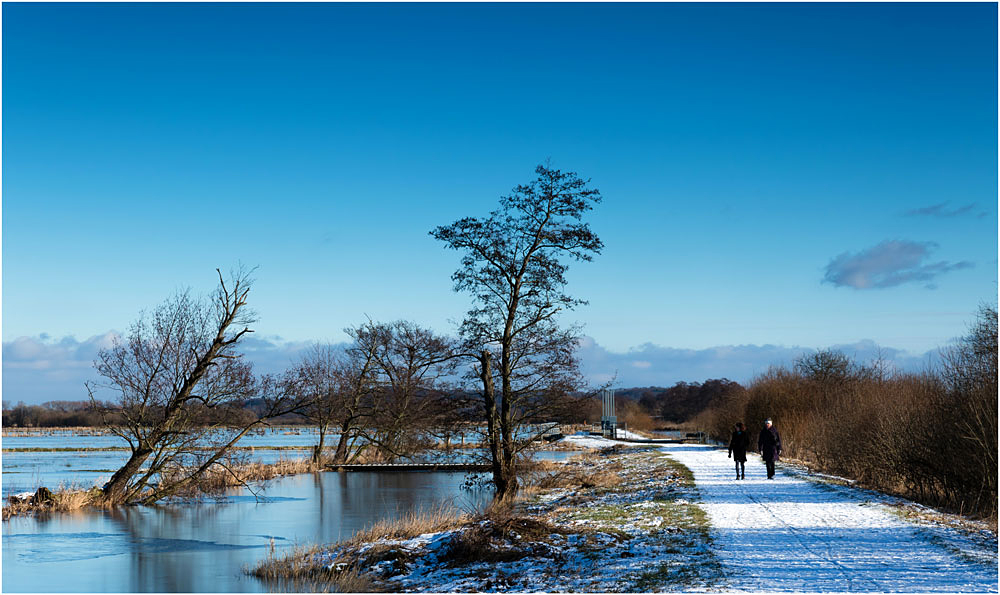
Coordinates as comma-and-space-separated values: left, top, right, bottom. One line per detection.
251, 445, 721, 592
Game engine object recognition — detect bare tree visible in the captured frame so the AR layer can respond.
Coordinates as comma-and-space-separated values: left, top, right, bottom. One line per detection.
431, 164, 603, 499
288, 342, 376, 465
88, 268, 305, 505
352, 320, 460, 462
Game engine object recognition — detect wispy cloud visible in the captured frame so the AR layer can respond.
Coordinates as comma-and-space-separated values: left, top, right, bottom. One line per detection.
904, 202, 977, 218
823, 240, 973, 290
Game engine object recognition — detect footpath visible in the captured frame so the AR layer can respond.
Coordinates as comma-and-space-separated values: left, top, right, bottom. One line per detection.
663, 442, 998, 592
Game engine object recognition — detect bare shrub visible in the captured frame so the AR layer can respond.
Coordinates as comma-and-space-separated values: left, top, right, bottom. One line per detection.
441, 499, 569, 566
616, 398, 656, 432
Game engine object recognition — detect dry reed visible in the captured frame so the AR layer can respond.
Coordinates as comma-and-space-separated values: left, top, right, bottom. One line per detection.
2, 484, 104, 519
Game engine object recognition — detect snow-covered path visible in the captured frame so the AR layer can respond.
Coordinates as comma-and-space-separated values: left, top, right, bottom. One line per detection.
664, 443, 998, 593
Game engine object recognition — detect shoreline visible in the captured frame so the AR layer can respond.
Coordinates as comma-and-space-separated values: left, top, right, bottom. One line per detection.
251, 444, 722, 592
251, 436, 999, 592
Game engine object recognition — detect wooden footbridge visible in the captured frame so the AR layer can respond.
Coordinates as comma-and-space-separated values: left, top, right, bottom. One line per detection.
327, 462, 492, 472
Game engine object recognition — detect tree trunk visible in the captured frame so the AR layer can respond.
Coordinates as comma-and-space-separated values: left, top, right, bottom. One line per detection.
498, 336, 519, 500
480, 350, 514, 499
332, 419, 353, 465
312, 424, 327, 464
102, 447, 153, 504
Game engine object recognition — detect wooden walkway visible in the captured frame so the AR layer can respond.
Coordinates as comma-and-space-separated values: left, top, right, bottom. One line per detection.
614, 437, 687, 444
327, 463, 491, 472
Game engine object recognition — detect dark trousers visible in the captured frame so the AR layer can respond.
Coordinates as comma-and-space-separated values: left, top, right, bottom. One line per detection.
734, 460, 745, 478
764, 458, 776, 478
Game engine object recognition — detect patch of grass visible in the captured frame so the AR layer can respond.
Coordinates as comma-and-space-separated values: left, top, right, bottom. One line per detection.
562, 503, 630, 524
633, 557, 724, 591
654, 452, 695, 485
342, 504, 467, 548
254, 446, 728, 592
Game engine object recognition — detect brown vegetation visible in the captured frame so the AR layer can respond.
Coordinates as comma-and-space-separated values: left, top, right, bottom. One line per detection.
3, 485, 105, 520
250, 542, 377, 593
250, 505, 467, 591
528, 452, 623, 490
3, 456, 321, 518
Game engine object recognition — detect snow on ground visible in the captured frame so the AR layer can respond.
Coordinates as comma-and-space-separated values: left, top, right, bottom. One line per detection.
290, 436, 997, 593
665, 442, 998, 592
304, 444, 720, 592
561, 431, 618, 449
559, 429, 650, 449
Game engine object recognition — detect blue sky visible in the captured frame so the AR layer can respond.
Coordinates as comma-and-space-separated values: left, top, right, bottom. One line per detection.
3, 3, 996, 404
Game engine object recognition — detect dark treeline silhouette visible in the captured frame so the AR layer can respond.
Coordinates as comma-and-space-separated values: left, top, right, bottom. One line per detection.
2, 400, 116, 428
617, 380, 745, 426
2, 390, 641, 429
694, 305, 997, 521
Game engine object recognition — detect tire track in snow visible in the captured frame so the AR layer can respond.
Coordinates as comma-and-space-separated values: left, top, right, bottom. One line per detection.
740, 483, 879, 591
662, 443, 998, 592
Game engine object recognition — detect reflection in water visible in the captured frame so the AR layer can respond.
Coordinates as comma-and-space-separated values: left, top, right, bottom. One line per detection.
3, 470, 495, 593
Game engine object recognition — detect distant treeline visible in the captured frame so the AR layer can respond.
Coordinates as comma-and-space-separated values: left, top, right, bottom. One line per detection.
615, 380, 745, 426
0, 400, 313, 429
3, 400, 111, 428
1, 383, 739, 431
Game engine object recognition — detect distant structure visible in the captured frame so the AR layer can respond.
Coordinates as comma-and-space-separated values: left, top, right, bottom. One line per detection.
600, 389, 616, 439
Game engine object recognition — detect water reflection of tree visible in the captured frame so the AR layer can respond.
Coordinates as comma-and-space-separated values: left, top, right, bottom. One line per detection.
107, 500, 262, 593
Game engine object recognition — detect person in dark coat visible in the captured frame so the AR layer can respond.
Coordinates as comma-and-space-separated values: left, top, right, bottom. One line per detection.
757, 418, 781, 479
727, 422, 750, 480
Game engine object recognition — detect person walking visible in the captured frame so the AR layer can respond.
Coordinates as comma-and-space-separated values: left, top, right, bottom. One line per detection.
727, 422, 750, 479
757, 418, 781, 479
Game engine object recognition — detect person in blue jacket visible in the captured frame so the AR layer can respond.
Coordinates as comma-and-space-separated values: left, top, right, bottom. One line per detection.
757, 418, 781, 479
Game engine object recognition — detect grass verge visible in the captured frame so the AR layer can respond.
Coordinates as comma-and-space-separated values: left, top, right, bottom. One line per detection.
252, 446, 724, 592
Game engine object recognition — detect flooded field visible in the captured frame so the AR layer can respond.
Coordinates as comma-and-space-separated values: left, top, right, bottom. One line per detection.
0, 426, 575, 500
1, 428, 327, 500
1, 427, 578, 592
3, 470, 493, 592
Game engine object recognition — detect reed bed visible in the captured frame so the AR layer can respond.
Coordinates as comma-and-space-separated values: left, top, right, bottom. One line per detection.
250, 542, 378, 592
2, 484, 106, 520
342, 504, 469, 548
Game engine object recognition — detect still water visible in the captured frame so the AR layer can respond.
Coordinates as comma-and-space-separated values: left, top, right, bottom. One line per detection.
1, 427, 566, 501
3, 469, 494, 592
